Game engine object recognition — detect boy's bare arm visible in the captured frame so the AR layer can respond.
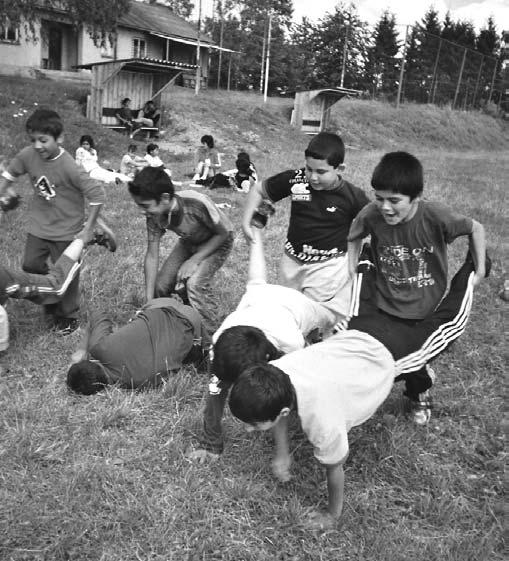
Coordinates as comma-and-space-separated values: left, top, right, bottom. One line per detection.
177, 221, 230, 282
241, 180, 264, 243
469, 220, 487, 286
144, 237, 160, 302
347, 239, 363, 277
272, 415, 291, 482
304, 462, 345, 530
76, 204, 102, 241
70, 321, 91, 364
247, 227, 267, 283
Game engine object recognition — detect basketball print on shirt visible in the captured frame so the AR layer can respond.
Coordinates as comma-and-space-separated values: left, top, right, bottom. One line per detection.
35, 175, 56, 201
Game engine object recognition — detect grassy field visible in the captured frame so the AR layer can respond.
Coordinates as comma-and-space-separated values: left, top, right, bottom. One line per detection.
0, 77, 507, 561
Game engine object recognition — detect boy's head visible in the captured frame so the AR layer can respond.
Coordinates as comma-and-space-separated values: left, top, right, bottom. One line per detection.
26, 109, 63, 159
128, 166, 175, 216
121, 97, 131, 107
371, 151, 423, 225
200, 135, 214, 149
304, 132, 345, 191
127, 144, 137, 154
235, 156, 251, 177
146, 143, 159, 155
213, 325, 282, 386
66, 360, 109, 395
229, 363, 293, 430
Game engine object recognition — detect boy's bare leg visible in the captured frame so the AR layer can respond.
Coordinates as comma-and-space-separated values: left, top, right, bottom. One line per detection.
247, 227, 267, 284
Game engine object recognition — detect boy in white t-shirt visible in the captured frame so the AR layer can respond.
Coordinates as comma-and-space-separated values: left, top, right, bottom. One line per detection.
187, 226, 336, 461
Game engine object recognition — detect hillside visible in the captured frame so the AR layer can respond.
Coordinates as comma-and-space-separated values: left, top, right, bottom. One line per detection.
1, 75, 507, 173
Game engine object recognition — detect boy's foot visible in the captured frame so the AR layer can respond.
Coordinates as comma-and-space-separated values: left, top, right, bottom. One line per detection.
88, 219, 117, 252
409, 389, 433, 425
53, 317, 80, 336
192, 173, 200, 181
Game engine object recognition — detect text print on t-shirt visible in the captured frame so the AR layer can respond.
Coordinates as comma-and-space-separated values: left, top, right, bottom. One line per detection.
35, 175, 56, 201
289, 169, 311, 202
379, 244, 435, 288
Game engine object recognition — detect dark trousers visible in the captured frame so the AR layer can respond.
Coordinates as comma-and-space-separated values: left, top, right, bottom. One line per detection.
22, 234, 80, 320
349, 246, 475, 401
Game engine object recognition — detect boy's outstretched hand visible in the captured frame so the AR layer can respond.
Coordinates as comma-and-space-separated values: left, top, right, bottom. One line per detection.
303, 509, 337, 532
272, 453, 292, 482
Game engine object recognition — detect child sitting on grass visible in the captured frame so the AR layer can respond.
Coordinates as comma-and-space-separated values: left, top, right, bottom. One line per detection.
242, 132, 369, 324
75, 135, 131, 184
0, 108, 106, 334
347, 151, 486, 424
192, 135, 221, 184
144, 143, 172, 178
127, 166, 233, 338
120, 144, 148, 178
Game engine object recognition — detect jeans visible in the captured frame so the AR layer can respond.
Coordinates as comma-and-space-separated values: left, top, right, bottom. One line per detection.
155, 233, 233, 336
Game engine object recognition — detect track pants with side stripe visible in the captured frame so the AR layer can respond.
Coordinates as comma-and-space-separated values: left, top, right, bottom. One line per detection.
0, 255, 81, 307
348, 249, 475, 401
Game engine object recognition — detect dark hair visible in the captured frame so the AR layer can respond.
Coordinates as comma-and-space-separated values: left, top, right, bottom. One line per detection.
237, 151, 251, 162
304, 132, 345, 167
236, 157, 252, 176
200, 135, 214, 149
25, 109, 63, 138
146, 143, 158, 154
144, 100, 155, 108
213, 325, 282, 385
128, 166, 174, 203
127, 144, 137, 153
121, 97, 131, 106
66, 360, 109, 395
80, 134, 95, 149
371, 151, 423, 200
229, 363, 294, 424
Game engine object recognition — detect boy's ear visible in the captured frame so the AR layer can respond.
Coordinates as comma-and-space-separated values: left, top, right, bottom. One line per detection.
57, 134, 64, 145
337, 163, 346, 172
279, 407, 291, 418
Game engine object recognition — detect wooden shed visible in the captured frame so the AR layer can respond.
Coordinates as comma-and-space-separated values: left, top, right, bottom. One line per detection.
291, 88, 361, 134
78, 57, 196, 125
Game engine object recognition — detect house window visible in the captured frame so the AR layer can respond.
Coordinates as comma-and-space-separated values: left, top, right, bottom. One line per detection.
0, 20, 19, 43
132, 38, 146, 58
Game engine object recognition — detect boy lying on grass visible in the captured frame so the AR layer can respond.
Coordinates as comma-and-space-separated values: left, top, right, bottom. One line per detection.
227, 247, 486, 530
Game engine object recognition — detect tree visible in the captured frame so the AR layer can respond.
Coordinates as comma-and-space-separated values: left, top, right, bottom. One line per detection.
366, 10, 400, 98
148, 0, 194, 19
309, 3, 369, 90
0, 0, 130, 46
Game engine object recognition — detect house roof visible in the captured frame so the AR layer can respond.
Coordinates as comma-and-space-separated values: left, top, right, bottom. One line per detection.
75, 57, 196, 72
119, 0, 215, 46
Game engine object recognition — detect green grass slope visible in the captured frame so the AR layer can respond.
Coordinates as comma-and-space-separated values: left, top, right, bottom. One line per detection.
0, 76, 506, 561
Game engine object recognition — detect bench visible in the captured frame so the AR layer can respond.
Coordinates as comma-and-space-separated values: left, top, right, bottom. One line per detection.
101, 107, 160, 138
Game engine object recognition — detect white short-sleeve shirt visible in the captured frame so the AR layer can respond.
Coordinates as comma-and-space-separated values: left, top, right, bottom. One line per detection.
271, 329, 395, 465
213, 281, 335, 354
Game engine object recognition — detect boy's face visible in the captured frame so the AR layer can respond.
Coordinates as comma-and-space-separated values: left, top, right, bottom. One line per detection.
304, 156, 343, 191
244, 419, 278, 433
374, 189, 420, 225
149, 148, 159, 157
81, 141, 91, 151
29, 131, 61, 160
131, 194, 173, 217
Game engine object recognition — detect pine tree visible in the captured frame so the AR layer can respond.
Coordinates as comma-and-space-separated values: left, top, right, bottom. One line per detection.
148, 0, 194, 19
366, 11, 400, 98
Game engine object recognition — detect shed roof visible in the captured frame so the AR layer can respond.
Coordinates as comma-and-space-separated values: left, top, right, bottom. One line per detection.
119, 0, 214, 46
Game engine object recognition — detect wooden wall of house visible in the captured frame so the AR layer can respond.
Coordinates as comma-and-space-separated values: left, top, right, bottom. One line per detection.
88, 64, 153, 124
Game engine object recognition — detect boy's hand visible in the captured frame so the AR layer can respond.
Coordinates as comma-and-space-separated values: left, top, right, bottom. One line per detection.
75, 226, 94, 245
303, 509, 337, 532
272, 453, 292, 482
177, 259, 199, 282
70, 349, 87, 364
242, 220, 255, 244
473, 269, 486, 287
185, 445, 220, 463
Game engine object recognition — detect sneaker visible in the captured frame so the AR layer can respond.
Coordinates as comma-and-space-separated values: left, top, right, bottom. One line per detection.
409, 390, 433, 425
53, 317, 79, 336
89, 218, 117, 252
